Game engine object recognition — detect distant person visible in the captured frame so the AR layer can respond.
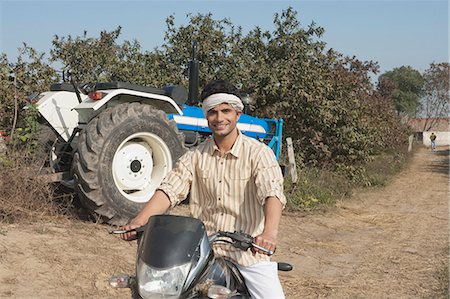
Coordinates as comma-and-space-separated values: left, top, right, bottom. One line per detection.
430, 132, 437, 152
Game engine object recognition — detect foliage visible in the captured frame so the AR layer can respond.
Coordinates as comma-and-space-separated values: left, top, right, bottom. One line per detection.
0, 45, 57, 146
418, 62, 450, 130
364, 78, 412, 154
379, 66, 424, 116
13, 105, 41, 152
51, 27, 172, 86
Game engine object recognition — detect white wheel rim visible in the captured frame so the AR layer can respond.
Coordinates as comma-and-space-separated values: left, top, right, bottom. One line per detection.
112, 132, 172, 203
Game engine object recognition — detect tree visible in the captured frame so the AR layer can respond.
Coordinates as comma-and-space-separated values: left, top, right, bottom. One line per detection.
379, 66, 424, 116
162, 12, 245, 87
0, 45, 57, 143
51, 27, 122, 83
418, 62, 450, 130
50, 27, 172, 86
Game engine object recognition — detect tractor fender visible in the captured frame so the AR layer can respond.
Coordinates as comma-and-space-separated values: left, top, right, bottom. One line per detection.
74, 88, 183, 117
36, 91, 87, 142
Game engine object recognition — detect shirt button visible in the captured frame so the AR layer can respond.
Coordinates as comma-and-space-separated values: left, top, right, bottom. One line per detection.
218, 197, 221, 201
219, 180, 222, 183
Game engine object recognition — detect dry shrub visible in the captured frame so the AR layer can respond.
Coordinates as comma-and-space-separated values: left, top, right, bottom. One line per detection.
0, 148, 76, 224
362, 146, 412, 187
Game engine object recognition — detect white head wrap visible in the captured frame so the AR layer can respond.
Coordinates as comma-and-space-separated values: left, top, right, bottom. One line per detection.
202, 93, 244, 115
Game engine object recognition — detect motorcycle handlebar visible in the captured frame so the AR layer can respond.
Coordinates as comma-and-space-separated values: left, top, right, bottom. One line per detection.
216, 231, 274, 256
110, 227, 273, 255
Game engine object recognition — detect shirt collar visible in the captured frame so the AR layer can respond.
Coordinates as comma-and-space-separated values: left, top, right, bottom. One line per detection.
207, 130, 243, 158
229, 130, 243, 158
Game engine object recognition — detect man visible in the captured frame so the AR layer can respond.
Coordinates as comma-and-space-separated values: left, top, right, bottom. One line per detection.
121, 80, 286, 298
430, 132, 437, 151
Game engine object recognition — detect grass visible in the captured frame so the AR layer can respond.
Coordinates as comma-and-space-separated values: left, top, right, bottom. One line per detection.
362, 149, 411, 187
285, 146, 413, 211
285, 167, 353, 211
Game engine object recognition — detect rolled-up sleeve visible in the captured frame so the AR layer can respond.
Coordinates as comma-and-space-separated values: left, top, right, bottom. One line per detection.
157, 152, 193, 208
254, 147, 287, 208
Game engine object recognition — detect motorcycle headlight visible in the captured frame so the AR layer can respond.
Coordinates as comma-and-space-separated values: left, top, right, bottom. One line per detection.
137, 258, 191, 299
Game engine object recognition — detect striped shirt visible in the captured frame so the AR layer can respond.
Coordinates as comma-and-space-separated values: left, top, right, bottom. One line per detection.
158, 131, 286, 266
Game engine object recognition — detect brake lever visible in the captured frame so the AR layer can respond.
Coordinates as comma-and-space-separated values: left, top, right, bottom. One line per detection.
218, 231, 274, 256
251, 243, 274, 256
109, 226, 145, 234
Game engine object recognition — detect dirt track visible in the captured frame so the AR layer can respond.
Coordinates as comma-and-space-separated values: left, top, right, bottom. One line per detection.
0, 145, 448, 298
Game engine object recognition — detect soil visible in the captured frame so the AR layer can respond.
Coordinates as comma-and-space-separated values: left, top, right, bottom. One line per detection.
0, 145, 448, 298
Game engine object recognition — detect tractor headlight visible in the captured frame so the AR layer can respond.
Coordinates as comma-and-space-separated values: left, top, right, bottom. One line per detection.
137, 257, 191, 299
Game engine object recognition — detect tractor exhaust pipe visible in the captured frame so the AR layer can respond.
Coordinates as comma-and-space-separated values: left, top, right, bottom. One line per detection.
187, 41, 199, 106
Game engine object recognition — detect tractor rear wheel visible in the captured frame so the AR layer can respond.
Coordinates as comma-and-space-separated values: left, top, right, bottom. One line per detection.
36, 124, 72, 173
73, 102, 186, 225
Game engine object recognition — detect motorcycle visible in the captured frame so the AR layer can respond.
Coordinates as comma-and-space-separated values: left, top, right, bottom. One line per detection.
110, 214, 292, 298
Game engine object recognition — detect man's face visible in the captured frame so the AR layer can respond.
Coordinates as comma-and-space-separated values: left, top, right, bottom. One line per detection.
206, 103, 241, 138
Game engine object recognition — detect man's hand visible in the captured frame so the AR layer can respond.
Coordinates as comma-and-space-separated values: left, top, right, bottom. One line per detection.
120, 217, 147, 241
119, 190, 172, 241
252, 231, 277, 256
251, 196, 282, 256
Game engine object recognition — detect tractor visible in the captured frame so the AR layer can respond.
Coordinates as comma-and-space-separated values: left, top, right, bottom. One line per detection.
34, 45, 283, 225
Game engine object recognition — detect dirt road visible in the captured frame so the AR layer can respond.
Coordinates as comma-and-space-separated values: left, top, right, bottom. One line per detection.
0, 145, 448, 298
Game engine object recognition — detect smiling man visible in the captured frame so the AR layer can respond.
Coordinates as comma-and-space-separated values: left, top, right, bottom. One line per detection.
122, 80, 286, 298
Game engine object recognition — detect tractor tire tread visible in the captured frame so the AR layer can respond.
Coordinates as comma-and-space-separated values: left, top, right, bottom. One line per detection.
73, 102, 186, 225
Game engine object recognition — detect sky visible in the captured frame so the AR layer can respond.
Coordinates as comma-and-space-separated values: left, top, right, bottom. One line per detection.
0, 0, 448, 80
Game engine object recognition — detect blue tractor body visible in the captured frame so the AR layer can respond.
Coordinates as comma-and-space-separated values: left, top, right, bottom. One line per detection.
168, 105, 283, 160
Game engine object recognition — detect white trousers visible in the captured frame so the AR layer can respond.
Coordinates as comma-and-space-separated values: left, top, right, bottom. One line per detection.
237, 261, 285, 299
